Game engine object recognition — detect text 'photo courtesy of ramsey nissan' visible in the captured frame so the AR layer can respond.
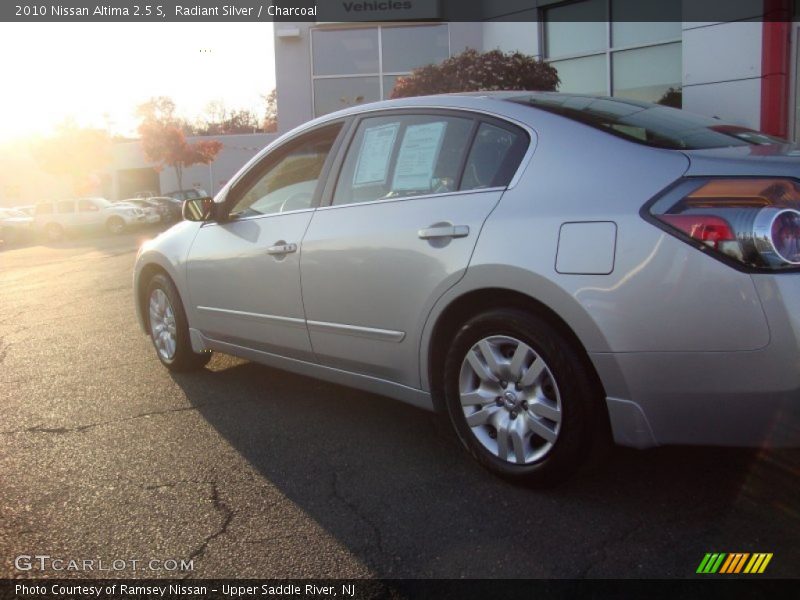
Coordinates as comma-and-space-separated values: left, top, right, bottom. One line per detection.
0, 1, 798, 598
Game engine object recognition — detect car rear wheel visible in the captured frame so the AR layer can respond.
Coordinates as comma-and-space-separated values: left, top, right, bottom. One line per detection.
44, 223, 64, 242
443, 309, 601, 486
146, 273, 211, 371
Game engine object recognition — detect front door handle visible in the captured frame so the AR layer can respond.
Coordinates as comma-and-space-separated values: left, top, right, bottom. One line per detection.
418, 224, 470, 240
267, 242, 297, 255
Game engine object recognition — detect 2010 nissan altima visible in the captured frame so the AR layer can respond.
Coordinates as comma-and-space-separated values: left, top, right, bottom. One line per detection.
134, 92, 800, 485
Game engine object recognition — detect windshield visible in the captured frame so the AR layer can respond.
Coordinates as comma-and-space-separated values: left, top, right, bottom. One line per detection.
506, 93, 788, 150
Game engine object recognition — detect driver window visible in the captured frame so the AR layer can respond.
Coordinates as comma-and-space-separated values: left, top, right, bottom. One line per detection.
230, 124, 342, 218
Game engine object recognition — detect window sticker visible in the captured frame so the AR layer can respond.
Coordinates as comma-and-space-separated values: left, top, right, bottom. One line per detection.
391, 121, 446, 191
353, 122, 400, 187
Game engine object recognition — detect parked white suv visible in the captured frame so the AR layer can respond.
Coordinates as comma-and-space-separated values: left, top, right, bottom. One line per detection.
35, 198, 146, 240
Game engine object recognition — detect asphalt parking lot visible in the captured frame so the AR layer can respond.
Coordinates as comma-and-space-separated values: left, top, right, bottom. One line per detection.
1, 230, 799, 579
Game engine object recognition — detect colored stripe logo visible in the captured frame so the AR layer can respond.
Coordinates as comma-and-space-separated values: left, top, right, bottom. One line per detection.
697, 553, 773, 574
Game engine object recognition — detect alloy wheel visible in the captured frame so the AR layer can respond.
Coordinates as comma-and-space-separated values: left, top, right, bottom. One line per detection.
149, 288, 177, 360
458, 335, 562, 464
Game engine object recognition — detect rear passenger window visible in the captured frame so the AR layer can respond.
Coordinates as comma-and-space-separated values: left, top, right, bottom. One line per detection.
57, 200, 75, 214
333, 114, 473, 206
35, 203, 53, 215
460, 123, 528, 190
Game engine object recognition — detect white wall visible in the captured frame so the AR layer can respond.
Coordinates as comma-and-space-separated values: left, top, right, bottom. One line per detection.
681, 19, 763, 128
274, 22, 315, 134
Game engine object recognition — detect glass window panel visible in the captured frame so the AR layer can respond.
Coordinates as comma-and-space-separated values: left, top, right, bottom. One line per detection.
313, 77, 380, 117
230, 125, 341, 217
383, 75, 403, 99
544, 0, 607, 57
461, 123, 527, 191
381, 24, 449, 73
612, 43, 681, 104
333, 114, 473, 205
551, 55, 608, 96
612, 21, 682, 48
611, 0, 681, 47
312, 28, 379, 76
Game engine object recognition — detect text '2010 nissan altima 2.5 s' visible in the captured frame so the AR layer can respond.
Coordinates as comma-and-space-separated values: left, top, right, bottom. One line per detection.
133, 92, 800, 486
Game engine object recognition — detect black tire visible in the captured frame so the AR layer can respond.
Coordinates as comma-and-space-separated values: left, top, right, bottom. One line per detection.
106, 216, 125, 235
44, 222, 64, 242
145, 273, 212, 371
443, 308, 603, 487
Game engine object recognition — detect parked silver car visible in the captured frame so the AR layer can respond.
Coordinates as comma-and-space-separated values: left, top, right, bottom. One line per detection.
36, 197, 146, 240
134, 92, 800, 484
0, 207, 34, 245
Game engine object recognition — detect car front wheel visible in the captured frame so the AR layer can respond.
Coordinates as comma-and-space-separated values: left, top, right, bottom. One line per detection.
146, 273, 211, 371
443, 309, 601, 486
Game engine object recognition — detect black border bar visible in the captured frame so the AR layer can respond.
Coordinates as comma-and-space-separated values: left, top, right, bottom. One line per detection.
1, 0, 798, 23
2, 579, 797, 600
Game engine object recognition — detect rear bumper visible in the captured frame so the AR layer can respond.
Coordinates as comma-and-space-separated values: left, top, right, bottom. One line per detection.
592, 350, 800, 449
592, 273, 800, 449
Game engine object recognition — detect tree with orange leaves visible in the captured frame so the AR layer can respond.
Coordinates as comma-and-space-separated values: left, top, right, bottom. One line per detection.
136, 97, 222, 193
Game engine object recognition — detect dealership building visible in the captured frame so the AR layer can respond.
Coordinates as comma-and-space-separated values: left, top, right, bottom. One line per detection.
102, 0, 800, 200
6, 0, 794, 207
273, 0, 799, 142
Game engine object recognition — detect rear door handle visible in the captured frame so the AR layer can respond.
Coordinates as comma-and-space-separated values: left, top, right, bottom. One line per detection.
418, 224, 470, 240
267, 242, 297, 255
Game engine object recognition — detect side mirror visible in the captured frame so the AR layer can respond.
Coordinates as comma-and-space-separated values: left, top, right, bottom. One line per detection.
182, 197, 216, 222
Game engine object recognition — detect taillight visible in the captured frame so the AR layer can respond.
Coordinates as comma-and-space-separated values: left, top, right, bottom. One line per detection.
648, 178, 800, 270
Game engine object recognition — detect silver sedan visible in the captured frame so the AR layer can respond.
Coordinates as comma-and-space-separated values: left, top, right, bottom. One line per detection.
134, 92, 800, 485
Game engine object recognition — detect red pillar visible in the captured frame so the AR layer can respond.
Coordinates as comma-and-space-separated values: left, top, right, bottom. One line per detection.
761, 0, 792, 138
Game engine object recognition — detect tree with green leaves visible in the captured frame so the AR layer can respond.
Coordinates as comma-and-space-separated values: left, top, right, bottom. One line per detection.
391, 48, 559, 98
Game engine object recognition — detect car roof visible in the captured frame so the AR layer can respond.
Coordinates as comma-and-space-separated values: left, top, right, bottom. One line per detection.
278, 91, 660, 147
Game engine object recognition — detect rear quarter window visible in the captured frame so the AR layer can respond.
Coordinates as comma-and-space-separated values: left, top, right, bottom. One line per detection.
461, 122, 528, 190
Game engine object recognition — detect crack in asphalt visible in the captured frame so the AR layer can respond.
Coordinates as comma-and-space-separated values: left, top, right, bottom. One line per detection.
143, 479, 214, 491
330, 470, 389, 571
0, 393, 263, 437
8, 423, 99, 435
182, 481, 234, 577
0, 404, 200, 436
